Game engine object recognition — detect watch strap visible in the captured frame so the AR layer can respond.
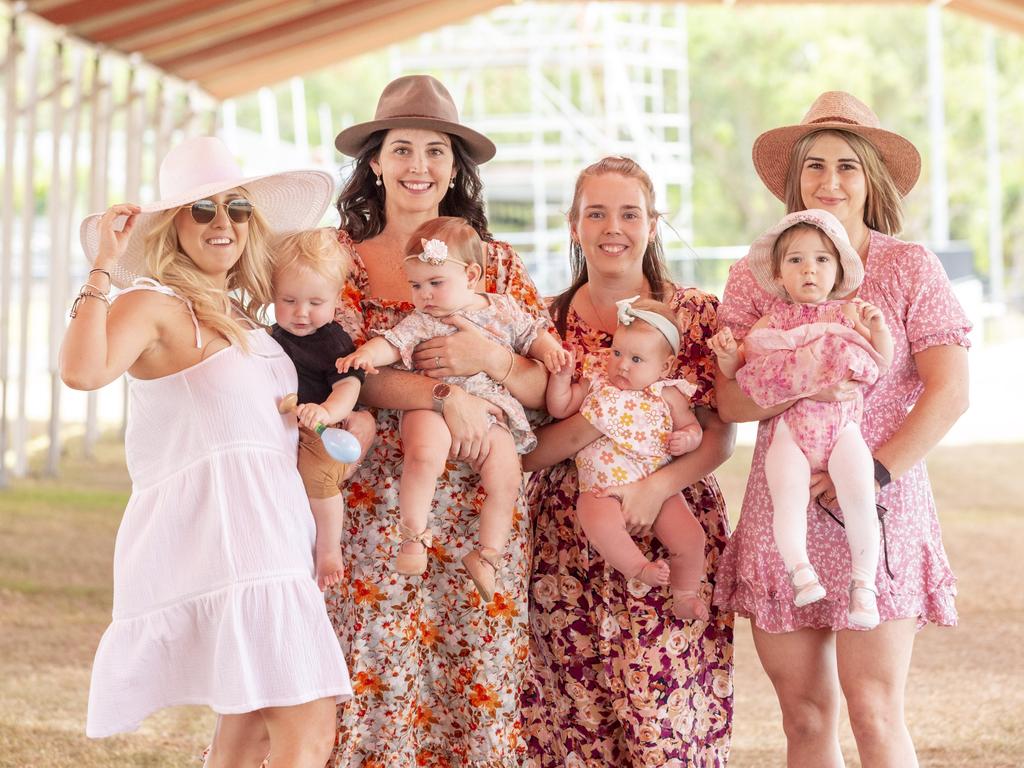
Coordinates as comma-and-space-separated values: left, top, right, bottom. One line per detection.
873, 458, 891, 489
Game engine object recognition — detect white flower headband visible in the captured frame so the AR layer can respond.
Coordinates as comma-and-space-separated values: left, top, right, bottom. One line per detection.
404, 237, 471, 268
615, 295, 681, 355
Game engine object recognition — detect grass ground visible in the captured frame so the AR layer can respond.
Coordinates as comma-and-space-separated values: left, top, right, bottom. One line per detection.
1, 437, 1021, 767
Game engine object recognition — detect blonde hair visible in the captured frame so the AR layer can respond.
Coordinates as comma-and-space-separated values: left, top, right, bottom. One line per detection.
770, 223, 845, 298
404, 216, 485, 269
784, 129, 904, 235
142, 189, 274, 350
617, 297, 680, 356
271, 228, 354, 288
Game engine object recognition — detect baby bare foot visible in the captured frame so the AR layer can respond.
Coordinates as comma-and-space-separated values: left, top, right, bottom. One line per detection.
635, 559, 670, 587
672, 590, 710, 621
315, 547, 344, 591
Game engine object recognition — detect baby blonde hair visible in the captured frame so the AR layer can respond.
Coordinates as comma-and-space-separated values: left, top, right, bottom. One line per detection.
271, 228, 354, 288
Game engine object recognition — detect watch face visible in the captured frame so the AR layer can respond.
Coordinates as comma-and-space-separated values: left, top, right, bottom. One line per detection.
432, 383, 452, 399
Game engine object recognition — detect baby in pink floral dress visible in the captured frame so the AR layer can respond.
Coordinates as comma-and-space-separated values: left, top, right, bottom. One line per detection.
547, 296, 708, 620
711, 209, 893, 628
338, 216, 567, 602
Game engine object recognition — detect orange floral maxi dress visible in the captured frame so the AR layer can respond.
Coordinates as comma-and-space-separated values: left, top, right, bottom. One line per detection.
522, 286, 735, 767
326, 232, 551, 768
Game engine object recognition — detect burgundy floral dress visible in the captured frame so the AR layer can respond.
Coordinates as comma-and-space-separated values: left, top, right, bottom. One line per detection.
713, 231, 971, 632
325, 232, 551, 768
523, 286, 735, 767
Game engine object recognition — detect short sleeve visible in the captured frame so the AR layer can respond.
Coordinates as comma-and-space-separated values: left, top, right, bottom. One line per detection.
484, 241, 557, 341
901, 245, 972, 355
380, 313, 434, 369
499, 295, 548, 354
669, 286, 721, 411
718, 256, 782, 341
325, 324, 364, 385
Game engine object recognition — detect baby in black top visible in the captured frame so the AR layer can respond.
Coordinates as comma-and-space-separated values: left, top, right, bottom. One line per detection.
270, 229, 375, 589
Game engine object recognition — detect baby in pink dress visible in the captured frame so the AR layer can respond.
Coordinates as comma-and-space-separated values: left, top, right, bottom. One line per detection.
547, 296, 708, 620
338, 216, 567, 602
711, 209, 893, 628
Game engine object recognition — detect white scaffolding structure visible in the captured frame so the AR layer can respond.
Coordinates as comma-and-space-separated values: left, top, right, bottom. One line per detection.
392, 2, 695, 295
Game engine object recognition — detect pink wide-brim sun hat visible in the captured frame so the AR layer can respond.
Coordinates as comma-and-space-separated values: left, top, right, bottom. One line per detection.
752, 91, 921, 202
80, 136, 336, 288
747, 208, 864, 301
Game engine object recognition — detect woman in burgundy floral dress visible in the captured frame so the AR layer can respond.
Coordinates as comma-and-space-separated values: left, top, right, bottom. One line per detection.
713, 91, 971, 767
522, 157, 736, 766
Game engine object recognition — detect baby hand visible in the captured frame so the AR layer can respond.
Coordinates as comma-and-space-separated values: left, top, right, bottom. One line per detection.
547, 347, 574, 377
709, 328, 738, 359
855, 299, 887, 330
337, 349, 379, 376
668, 424, 703, 456
295, 402, 331, 430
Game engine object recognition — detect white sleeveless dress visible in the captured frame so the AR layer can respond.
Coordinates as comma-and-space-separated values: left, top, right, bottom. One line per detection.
86, 281, 351, 738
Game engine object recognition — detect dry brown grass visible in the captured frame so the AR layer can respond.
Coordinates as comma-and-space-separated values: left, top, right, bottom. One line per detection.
1, 436, 1021, 766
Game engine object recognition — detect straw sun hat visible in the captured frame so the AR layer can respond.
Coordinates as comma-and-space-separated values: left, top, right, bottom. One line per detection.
334, 74, 496, 164
752, 91, 921, 202
748, 208, 864, 301
80, 136, 335, 288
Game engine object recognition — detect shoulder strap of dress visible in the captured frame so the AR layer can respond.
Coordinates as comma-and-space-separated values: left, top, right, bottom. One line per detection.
115, 277, 202, 349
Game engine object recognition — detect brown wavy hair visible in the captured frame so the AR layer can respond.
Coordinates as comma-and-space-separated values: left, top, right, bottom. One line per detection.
549, 156, 672, 337
336, 131, 491, 243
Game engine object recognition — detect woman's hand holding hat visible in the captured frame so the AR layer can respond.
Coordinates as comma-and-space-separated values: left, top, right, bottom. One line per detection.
96, 203, 141, 268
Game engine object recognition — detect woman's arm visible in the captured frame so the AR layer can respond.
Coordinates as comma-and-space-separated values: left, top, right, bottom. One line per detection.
522, 413, 601, 473
358, 367, 502, 462
714, 371, 794, 423
610, 406, 735, 535
874, 344, 968, 480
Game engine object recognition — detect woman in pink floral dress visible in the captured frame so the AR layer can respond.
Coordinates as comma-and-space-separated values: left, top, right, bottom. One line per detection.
325, 76, 551, 767
713, 92, 971, 766
522, 157, 736, 766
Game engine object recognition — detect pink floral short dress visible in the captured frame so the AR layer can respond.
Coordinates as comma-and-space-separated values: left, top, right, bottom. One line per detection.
713, 231, 971, 632
577, 352, 698, 492
737, 299, 885, 471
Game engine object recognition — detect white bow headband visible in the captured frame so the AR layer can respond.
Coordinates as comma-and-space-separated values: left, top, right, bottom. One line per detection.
614, 295, 680, 355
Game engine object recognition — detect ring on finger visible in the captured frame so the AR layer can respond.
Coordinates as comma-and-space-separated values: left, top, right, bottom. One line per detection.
435, 356, 441, 369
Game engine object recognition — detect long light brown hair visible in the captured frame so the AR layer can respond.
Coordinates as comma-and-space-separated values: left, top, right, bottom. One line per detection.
549, 156, 672, 337
784, 128, 904, 236
142, 188, 274, 349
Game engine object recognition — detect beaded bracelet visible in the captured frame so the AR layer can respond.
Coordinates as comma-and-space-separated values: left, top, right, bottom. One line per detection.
69, 286, 111, 318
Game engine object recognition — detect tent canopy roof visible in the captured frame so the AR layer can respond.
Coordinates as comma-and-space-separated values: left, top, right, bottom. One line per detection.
25, 0, 1024, 99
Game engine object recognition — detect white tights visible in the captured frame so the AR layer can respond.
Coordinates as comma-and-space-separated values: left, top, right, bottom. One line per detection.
764, 418, 879, 585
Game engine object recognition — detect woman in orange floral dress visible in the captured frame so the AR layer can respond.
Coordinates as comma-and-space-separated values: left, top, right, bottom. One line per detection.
325, 76, 552, 767
522, 157, 736, 766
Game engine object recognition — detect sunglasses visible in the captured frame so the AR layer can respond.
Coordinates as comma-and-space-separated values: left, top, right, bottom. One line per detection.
185, 198, 255, 224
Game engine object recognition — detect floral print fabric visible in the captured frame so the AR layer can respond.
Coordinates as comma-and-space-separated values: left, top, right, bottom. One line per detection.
713, 231, 972, 632
523, 286, 735, 767
325, 231, 552, 768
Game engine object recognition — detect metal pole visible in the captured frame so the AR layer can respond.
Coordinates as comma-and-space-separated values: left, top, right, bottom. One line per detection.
926, 2, 950, 248
291, 76, 308, 158
0, 13, 19, 487
14, 25, 39, 476
984, 27, 1004, 305
46, 39, 67, 477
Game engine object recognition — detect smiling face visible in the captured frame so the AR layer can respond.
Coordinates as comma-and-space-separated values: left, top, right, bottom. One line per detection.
370, 128, 456, 219
570, 172, 656, 281
606, 322, 675, 391
773, 226, 842, 305
403, 257, 481, 317
798, 132, 868, 231
273, 263, 340, 337
172, 189, 249, 285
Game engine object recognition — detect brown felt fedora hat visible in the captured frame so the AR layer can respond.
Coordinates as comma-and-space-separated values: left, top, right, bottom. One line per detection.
752, 91, 921, 202
334, 75, 496, 164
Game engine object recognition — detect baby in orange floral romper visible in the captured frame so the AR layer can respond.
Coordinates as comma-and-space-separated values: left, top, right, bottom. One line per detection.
546, 296, 709, 620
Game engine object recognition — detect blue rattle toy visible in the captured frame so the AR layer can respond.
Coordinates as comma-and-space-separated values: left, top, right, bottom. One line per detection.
277, 393, 362, 463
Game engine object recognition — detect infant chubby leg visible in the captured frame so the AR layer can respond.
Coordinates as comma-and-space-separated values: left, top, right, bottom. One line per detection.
828, 423, 881, 628
652, 493, 710, 621
396, 409, 452, 574
576, 490, 669, 587
463, 425, 521, 602
764, 418, 825, 606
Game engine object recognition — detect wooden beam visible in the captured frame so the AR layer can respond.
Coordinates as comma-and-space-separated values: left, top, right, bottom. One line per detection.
949, 0, 1024, 34
28, 0, 169, 27
197, 0, 510, 98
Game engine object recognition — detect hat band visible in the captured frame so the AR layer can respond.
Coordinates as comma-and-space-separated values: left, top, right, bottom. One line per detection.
809, 116, 861, 126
